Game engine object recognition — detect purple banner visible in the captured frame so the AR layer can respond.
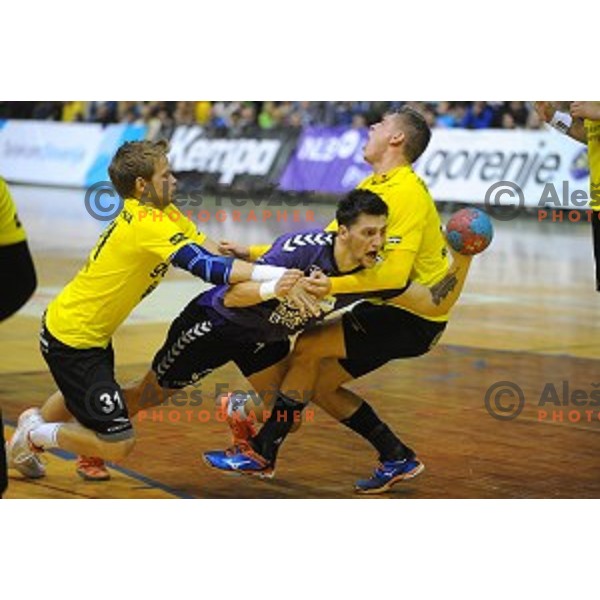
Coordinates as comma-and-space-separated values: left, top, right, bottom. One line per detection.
279, 126, 371, 195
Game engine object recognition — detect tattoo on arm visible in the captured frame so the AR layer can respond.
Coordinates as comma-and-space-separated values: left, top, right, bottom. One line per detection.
430, 269, 459, 306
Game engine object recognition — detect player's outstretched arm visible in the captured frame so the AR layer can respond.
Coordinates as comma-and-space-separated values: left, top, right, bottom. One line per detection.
223, 270, 302, 307
535, 101, 587, 144
224, 275, 322, 317
326, 247, 415, 296
389, 249, 473, 317
171, 242, 297, 286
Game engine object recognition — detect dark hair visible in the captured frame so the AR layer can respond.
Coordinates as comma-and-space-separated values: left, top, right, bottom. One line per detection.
336, 189, 388, 228
389, 106, 431, 163
108, 139, 169, 198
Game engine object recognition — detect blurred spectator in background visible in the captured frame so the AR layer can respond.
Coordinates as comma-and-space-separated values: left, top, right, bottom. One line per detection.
435, 101, 459, 128
0, 100, 552, 133
138, 104, 163, 140
351, 113, 368, 129
228, 104, 258, 136
461, 101, 495, 129
61, 102, 86, 122
501, 112, 517, 129
257, 101, 274, 129
331, 102, 354, 126
32, 102, 62, 120
526, 108, 543, 130
156, 107, 175, 139
173, 101, 196, 126
287, 111, 304, 129
117, 101, 139, 123
291, 101, 325, 127
0, 101, 36, 119
89, 101, 118, 126
504, 101, 529, 127
239, 104, 258, 133
195, 101, 212, 125
422, 106, 437, 129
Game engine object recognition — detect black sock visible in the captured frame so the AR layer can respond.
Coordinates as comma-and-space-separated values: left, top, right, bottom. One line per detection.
250, 392, 306, 462
341, 401, 413, 462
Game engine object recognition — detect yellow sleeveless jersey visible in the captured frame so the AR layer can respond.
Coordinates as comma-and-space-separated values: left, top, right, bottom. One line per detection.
326, 165, 449, 322
586, 119, 600, 211
0, 177, 27, 246
46, 199, 207, 349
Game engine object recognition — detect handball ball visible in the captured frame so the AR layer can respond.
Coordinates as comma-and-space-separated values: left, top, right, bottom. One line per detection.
446, 208, 493, 256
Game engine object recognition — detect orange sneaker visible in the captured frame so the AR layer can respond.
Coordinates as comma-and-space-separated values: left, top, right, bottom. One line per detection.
218, 393, 257, 444
76, 456, 111, 481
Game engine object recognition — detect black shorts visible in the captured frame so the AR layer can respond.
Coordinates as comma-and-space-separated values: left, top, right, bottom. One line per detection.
40, 323, 133, 440
1, 411, 7, 498
339, 302, 447, 379
0, 241, 37, 322
152, 303, 290, 389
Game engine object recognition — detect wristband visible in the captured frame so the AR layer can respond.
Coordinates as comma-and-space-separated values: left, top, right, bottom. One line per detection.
549, 110, 573, 134
259, 279, 278, 301
251, 264, 286, 282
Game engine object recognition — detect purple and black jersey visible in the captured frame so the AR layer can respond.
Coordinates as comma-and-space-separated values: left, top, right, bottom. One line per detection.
197, 229, 407, 343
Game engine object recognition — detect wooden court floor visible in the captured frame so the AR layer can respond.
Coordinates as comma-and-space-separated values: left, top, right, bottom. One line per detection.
2, 213, 600, 498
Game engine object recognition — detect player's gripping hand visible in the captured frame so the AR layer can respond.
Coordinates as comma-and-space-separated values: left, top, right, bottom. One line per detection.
300, 270, 332, 299
570, 101, 600, 121
218, 240, 250, 260
442, 227, 473, 267
286, 283, 322, 318
275, 269, 304, 297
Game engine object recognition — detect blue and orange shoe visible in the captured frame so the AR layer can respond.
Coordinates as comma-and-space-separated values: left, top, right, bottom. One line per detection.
203, 442, 275, 479
354, 455, 425, 494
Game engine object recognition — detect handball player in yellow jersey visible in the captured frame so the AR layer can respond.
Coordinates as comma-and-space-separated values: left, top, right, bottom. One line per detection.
0, 177, 37, 495
535, 101, 600, 290
5, 140, 304, 479
207, 108, 474, 493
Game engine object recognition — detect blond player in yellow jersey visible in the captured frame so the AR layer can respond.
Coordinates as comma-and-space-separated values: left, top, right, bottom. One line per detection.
1, 177, 38, 496
535, 101, 600, 290
210, 108, 470, 493
6, 140, 306, 480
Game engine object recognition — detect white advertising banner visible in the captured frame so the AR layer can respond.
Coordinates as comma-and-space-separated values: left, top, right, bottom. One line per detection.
415, 129, 591, 209
0, 120, 106, 186
0, 120, 147, 187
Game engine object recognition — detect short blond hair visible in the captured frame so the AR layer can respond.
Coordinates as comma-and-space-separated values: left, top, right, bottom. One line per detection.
108, 140, 169, 198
